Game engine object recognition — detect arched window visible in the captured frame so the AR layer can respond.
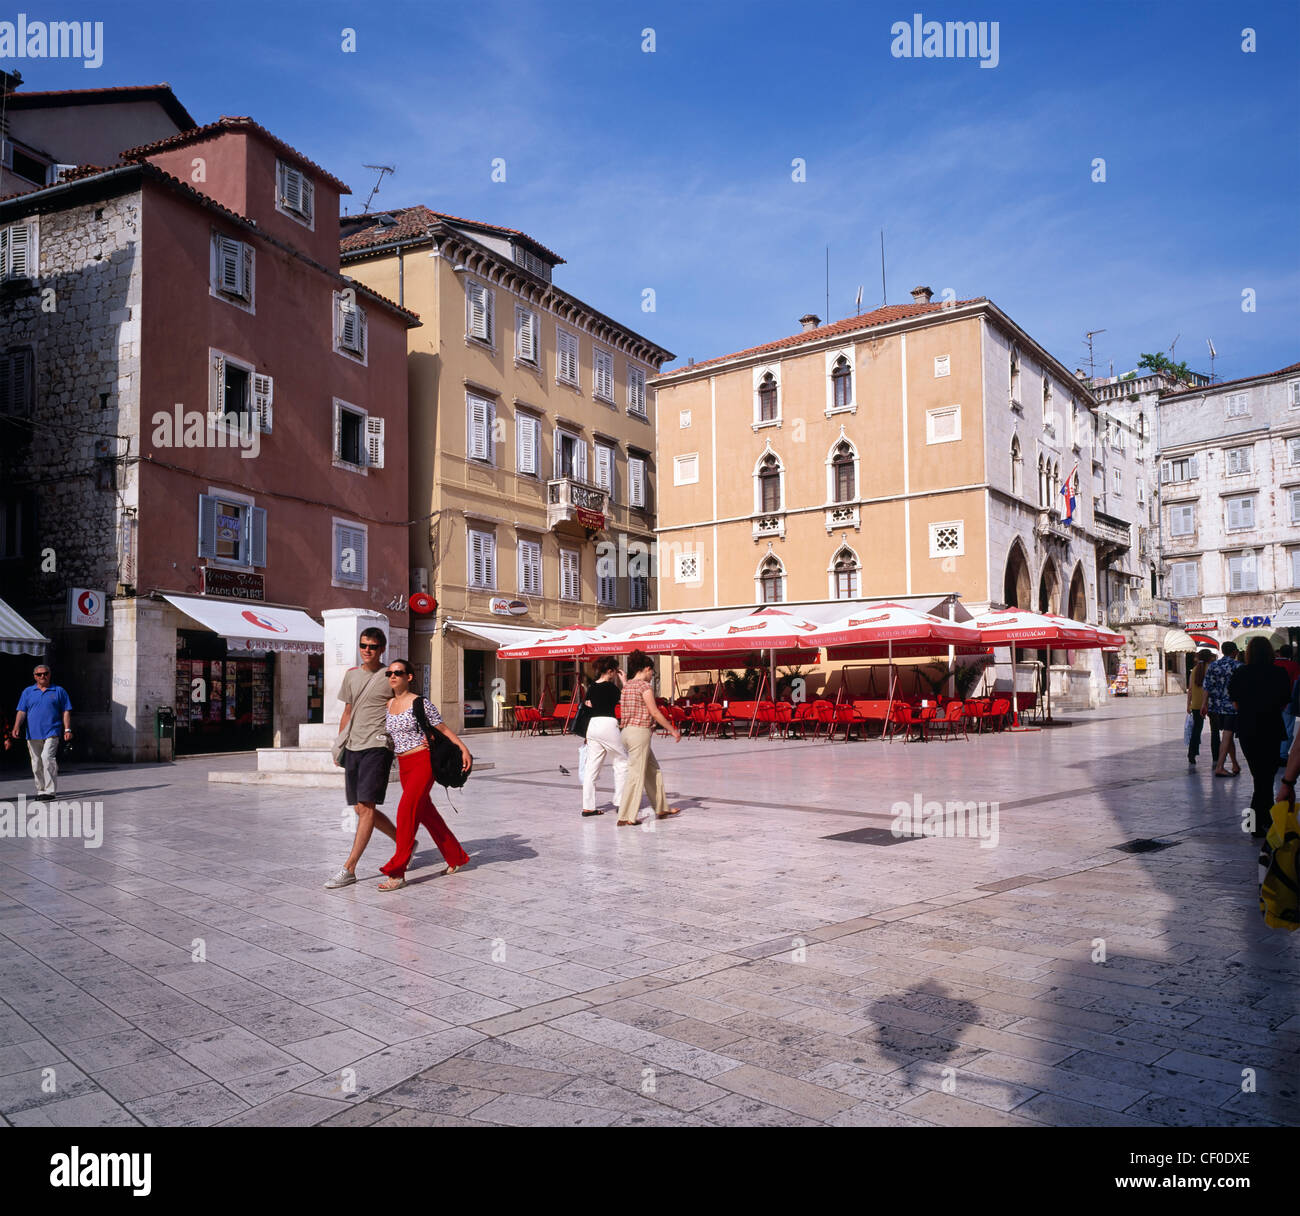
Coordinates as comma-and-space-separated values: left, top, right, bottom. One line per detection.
831, 356, 852, 409
759, 555, 785, 603
1011, 436, 1023, 497
758, 373, 778, 422
831, 547, 859, 599
1052, 461, 1060, 509
831, 440, 855, 503
1038, 454, 1046, 507
1010, 345, 1021, 405
758, 453, 781, 513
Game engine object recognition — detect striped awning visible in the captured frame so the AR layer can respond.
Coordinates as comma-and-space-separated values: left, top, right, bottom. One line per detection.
0, 598, 50, 656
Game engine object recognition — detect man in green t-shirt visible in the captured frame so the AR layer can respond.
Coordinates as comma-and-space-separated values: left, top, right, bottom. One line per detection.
325, 628, 398, 889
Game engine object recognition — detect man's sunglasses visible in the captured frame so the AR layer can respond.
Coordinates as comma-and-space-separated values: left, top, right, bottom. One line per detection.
359, 643, 381, 651
384, 670, 409, 679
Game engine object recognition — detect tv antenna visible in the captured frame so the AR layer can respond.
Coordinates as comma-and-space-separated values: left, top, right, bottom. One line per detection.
1206, 338, 1217, 383
361, 164, 394, 214
1168, 333, 1180, 361
1084, 329, 1106, 381
855, 284, 863, 316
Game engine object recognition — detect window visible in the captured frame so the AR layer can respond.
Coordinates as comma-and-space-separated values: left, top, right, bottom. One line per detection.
1010, 436, 1023, 497
275, 160, 314, 226
1169, 560, 1199, 598
515, 411, 541, 476
0, 346, 34, 417
758, 453, 781, 513
926, 406, 961, 444
468, 394, 495, 465
1137, 479, 1146, 506
515, 306, 538, 365
627, 365, 647, 416
1225, 445, 1252, 475
1290, 487, 1300, 525
831, 356, 852, 409
209, 352, 273, 433
1042, 377, 1053, 426
334, 291, 368, 361
466, 280, 494, 345
595, 443, 615, 500
1009, 345, 1021, 406
674, 454, 699, 485
333, 399, 367, 469
1112, 467, 1122, 495
331, 518, 367, 588
199, 493, 267, 568
1038, 455, 1047, 508
0, 220, 36, 279
628, 455, 646, 509
757, 372, 778, 422
555, 430, 587, 481
629, 573, 649, 610
1290, 381, 1300, 409
675, 552, 700, 583
1168, 504, 1195, 536
1227, 552, 1257, 593
594, 348, 615, 403
679, 409, 692, 428
758, 555, 785, 603
1226, 496, 1255, 531
518, 539, 541, 597
211, 231, 254, 307
597, 567, 617, 606
1288, 437, 1300, 467
934, 354, 950, 378
929, 521, 964, 557
832, 548, 859, 599
560, 548, 580, 601
1225, 393, 1249, 418
557, 328, 579, 386
831, 440, 856, 503
468, 529, 496, 589
1292, 548, 1300, 589
1160, 456, 1198, 483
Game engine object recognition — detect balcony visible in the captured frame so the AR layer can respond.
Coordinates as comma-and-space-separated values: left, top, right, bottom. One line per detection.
1034, 509, 1073, 544
546, 477, 607, 533
1108, 596, 1178, 627
825, 504, 860, 531
1091, 510, 1132, 550
753, 513, 786, 541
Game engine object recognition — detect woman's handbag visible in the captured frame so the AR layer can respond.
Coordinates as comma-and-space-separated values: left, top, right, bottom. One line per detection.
412, 697, 472, 791
569, 702, 593, 739
1182, 713, 1195, 747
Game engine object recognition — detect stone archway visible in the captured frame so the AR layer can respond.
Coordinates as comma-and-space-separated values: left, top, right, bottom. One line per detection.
1068, 563, 1087, 621
1038, 559, 1061, 616
1003, 540, 1032, 610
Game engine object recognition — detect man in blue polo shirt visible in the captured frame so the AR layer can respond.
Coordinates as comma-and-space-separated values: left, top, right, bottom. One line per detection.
12, 664, 73, 799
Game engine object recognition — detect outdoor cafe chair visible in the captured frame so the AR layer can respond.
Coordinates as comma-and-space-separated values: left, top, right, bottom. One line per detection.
988, 696, 1012, 731
831, 703, 861, 742
934, 699, 968, 741
810, 699, 835, 740
884, 701, 912, 742
772, 702, 794, 739
962, 698, 990, 734
790, 702, 817, 738
901, 703, 939, 743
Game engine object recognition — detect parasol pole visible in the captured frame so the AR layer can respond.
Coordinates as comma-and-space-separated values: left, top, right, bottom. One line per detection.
884, 638, 896, 741
1011, 644, 1018, 727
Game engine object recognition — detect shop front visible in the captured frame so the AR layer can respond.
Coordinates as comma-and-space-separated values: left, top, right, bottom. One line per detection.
438, 619, 551, 730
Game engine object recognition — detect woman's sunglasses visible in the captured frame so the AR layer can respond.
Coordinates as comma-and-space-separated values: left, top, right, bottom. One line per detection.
384, 670, 410, 679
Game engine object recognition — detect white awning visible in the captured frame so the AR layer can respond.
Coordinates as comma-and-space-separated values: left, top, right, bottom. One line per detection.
1274, 601, 1300, 629
0, 597, 49, 656
163, 595, 324, 653
445, 619, 546, 651
1163, 629, 1198, 653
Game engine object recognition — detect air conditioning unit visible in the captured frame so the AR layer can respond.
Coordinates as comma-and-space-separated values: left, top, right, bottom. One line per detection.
410, 566, 430, 594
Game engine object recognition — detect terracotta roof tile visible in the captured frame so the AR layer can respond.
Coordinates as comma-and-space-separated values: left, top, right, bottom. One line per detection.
1163, 360, 1300, 394
339, 203, 564, 264
658, 298, 988, 376
120, 116, 350, 193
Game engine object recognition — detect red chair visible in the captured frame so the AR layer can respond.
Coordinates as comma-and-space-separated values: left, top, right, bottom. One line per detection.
810, 700, 835, 740
702, 703, 732, 739
989, 697, 1012, 731
830, 702, 860, 741
772, 702, 794, 738
935, 699, 968, 740
685, 704, 709, 737
755, 701, 777, 737
884, 701, 912, 742
790, 703, 817, 738
901, 704, 939, 742
962, 700, 988, 735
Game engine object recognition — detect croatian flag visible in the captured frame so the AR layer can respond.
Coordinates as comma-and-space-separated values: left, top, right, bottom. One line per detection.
1060, 462, 1078, 524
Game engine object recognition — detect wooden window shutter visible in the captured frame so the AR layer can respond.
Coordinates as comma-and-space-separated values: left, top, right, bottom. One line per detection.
596, 445, 612, 493
339, 295, 357, 350
366, 417, 385, 468
484, 533, 495, 588
1188, 456, 1198, 478
249, 507, 267, 567
209, 354, 227, 419
576, 439, 588, 483
469, 397, 489, 461
253, 373, 273, 433
241, 243, 253, 301
217, 236, 242, 295
9, 223, 31, 277
301, 177, 314, 224
198, 495, 220, 558
517, 416, 536, 475
0, 226, 8, 276
629, 457, 645, 507
357, 306, 367, 359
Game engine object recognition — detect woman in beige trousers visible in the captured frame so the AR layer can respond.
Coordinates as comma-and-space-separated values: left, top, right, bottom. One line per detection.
616, 650, 682, 826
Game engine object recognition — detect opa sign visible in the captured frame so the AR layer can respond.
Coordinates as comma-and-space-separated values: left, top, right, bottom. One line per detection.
1230, 615, 1271, 629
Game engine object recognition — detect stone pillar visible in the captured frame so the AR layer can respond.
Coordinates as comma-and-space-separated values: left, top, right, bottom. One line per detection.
273, 651, 308, 748
110, 597, 175, 762
321, 608, 390, 726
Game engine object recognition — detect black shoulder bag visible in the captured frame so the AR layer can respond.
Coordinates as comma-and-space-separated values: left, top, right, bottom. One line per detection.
412, 698, 472, 796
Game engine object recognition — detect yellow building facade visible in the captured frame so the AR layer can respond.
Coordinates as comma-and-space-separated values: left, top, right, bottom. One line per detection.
341, 208, 672, 728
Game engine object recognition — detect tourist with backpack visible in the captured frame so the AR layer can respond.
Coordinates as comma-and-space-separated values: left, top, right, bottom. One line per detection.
1228, 637, 1290, 840
375, 659, 472, 891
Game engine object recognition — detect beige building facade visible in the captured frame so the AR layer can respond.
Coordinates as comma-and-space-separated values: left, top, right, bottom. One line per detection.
341, 208, 672, 728
652, 291, 1124, 706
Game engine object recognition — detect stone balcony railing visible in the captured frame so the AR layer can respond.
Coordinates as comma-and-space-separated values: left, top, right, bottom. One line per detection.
825, 504, 859, 531
753, 513, 785, 541
1091, 510, 1132, 549
1108, 597, 1178, 627
546, 477, 607, 532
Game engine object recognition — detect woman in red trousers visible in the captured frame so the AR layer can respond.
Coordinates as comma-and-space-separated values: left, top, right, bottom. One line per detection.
377, 660, 472, 891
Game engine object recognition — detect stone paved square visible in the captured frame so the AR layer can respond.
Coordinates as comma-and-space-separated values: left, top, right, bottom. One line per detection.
0, 698, 1296, 1127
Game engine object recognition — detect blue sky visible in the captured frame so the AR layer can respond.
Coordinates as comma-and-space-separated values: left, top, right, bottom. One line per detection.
8, 0, 1298, 380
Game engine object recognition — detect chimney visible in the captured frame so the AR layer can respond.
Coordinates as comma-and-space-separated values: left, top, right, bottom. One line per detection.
799, 313, 821, 331
910, 285, 933, 305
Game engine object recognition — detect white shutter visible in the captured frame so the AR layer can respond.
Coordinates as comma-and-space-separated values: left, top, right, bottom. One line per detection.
281, 163, 300, 213
366, 417, 385, 468
468, 283, 490, 341
217, 236, 242, 295
1227, 499, 1241, 530
575, 439, 588, 483
516, 415, 537, 475
1290, 488, 1300, 523
469, 532, 484, 586
629, 456, 645, 507
8, 223, 31, 277
516, 308, 536, 363
468, 397, 490, 462
483, 533, 496, 588
253, 373, 273, 433
209, 354, 227, 419
558, 330, 577, 384
1241, 497, 1254, 529
198, 495, 219, 559
595, 444, 612, 494
339, 295, 358, 350
1160, 461, 1171, 484
1188, 456, 1198, 479
301, 177, 314, 224
0, 226, 8, 276
249, 507, 267, 567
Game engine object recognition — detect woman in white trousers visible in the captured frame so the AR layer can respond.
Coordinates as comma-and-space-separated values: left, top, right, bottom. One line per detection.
580, 657, 628, 816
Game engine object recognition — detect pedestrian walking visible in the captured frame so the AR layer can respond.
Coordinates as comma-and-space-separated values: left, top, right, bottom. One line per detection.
11, 664, 72, 799
616, 650, 682, 827
324, 628, 399, 890
1228, 637, 1291, 839
580, 657, 627, 817
376, 659, 472, 890
1276, 644, 1299, 763
1186, 649, 1211, 765
1204, 641, 1243, 777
